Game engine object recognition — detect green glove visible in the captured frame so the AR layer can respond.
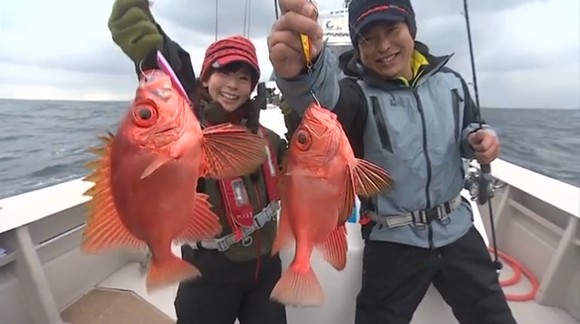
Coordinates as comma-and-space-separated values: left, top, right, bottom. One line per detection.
108, 0, 163, 64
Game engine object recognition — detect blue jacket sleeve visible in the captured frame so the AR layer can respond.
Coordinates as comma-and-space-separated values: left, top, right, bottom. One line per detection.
274, 43, 342, 116
459, 78, 495, 159
274, 44, 368, 152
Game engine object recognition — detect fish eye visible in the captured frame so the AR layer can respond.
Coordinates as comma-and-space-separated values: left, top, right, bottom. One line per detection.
294, 129, 311, 151
138, 108, 152, 120
132, 102, 158, 128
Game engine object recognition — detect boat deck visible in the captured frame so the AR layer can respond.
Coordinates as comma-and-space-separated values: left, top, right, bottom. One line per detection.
59, 241, 577, 324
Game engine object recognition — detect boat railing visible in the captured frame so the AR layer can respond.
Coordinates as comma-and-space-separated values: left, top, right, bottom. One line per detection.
0, 180, 134, 324
0, 158, 578, 323
470, 159, 579, 320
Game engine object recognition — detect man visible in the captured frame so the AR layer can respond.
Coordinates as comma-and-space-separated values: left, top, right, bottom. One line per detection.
268, 0, 516, 323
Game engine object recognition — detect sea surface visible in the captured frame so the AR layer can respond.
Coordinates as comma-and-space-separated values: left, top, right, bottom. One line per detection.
0, 98, 579, 200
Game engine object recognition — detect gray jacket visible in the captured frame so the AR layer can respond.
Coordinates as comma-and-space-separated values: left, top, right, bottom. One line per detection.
275, 42, 492, 249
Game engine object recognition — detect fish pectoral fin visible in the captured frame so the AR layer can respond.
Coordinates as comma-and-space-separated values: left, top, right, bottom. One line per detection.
141, 154, 173, 179
315, 224, 348, 271
175, 193, 222, 243
339, 170, 356, 224
271, 206, 294, 256
200, 123, 268, 179
352, 159, 393, 197
82, 133, 146, 253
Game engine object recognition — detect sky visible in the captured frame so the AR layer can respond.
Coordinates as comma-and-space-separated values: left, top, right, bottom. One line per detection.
0, 0, 578, 109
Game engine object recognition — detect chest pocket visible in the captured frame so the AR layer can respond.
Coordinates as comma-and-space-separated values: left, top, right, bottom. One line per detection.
367, 93, 423, 165
451, 88, 462, 142
370, 96, 393, 153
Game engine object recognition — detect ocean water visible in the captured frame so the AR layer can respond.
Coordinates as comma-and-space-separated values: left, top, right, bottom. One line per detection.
0, 98, 578, 200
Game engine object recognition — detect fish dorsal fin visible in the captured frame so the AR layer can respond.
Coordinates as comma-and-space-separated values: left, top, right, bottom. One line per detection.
82, 133, 146, 253
199, 123, 268, 179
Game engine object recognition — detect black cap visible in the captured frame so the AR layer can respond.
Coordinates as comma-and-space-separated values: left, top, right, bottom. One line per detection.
348, 0, 416, 47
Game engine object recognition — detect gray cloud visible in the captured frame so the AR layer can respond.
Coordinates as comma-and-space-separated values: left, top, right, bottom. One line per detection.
0, 42, 134, 76
152, 0, 278, 39
413, 0, 548, 19
0, 0, 577, 108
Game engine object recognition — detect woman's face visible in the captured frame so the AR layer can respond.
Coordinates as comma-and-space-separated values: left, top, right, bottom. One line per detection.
202, 64, 254, 112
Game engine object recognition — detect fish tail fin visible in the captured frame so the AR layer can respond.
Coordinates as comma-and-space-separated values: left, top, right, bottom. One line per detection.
146, 254, 201, 292
200, 124, 267, 179
352, 159, 393, 196
316, 224, 348, 271
270, 264, 324, 307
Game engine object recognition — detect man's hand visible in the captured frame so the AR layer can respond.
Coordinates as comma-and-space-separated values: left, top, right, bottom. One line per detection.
468, 129, 501, 165
267, 0, 324, 79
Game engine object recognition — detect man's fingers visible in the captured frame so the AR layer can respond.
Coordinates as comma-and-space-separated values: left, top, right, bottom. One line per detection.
475, 152, 488, 165
476, 135, 496, 152
279, 0, 317, 17
468, 130, 484, 144
268, 30, 305, 54
472, 141, 487, 152
273, 12, 323, 41
269, 44, 305, 68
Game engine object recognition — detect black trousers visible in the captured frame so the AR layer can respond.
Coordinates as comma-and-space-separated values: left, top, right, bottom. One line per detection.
355, 226, 517, 324
174, 246, 287, 324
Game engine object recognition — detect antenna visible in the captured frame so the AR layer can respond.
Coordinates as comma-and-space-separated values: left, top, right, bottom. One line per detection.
215, 0, 219, 41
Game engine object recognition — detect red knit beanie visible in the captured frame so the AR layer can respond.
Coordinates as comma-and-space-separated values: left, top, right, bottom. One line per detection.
200, 36, 261, 89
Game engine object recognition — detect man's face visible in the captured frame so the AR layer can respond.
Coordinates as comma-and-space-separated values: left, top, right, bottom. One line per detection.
357, 21, 415, 80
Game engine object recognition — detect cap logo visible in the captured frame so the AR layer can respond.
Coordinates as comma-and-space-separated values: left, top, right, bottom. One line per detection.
356, 4, 410, 23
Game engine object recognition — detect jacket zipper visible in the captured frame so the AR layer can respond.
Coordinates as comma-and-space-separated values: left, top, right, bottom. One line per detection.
412, 90, 435, 249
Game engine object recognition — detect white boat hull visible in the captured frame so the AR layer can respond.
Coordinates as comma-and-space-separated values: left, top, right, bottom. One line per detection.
0, 108, 578, 324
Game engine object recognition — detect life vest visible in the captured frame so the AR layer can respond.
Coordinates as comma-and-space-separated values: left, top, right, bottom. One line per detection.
217, 126, 280, 240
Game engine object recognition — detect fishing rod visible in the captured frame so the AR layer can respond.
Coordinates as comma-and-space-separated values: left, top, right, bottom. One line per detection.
462, 0, 502, 272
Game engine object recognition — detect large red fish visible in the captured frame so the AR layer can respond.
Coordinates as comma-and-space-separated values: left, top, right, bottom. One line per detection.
81, 69, 268, 291
270, 103, 392, 307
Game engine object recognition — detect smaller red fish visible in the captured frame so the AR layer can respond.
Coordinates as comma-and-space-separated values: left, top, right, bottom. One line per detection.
81, 69, 268, 291
270, 102, 392, 307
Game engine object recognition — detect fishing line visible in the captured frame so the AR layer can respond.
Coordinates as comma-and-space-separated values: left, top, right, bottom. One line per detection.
299, 1, 322, 106
296, 0, 382, 104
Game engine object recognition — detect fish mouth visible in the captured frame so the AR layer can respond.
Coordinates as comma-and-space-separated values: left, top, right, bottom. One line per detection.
156, 126, 176, 135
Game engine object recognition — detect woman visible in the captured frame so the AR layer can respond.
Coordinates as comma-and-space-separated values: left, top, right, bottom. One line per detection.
108, 1, 288, 323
